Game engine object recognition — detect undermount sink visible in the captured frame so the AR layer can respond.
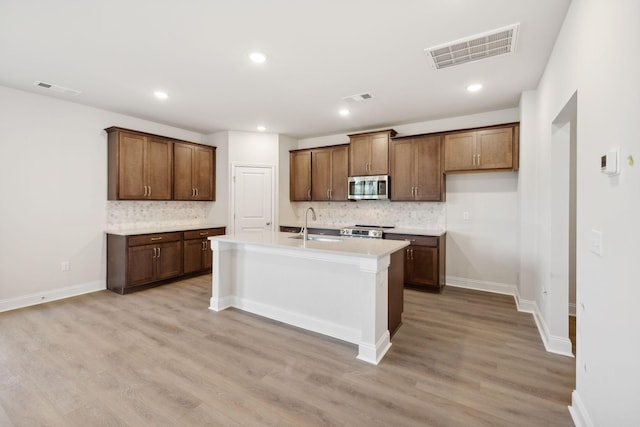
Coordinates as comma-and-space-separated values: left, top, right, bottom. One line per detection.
289, 235, 342, 243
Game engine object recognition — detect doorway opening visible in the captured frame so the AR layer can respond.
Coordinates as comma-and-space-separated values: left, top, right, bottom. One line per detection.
551, 91, 577, 358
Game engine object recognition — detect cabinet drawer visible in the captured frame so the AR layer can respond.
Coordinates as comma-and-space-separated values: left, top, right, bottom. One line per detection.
184, 228, 225, 240
128, 232, 182, 247
385, 233, 437, 247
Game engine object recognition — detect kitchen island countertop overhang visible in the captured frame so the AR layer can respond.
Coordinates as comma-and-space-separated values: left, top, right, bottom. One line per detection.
208, 231, 409, 364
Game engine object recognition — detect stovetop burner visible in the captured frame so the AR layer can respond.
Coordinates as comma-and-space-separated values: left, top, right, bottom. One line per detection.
340, 225, 394, 238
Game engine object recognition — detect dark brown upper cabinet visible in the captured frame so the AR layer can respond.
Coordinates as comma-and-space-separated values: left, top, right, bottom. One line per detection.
444, 123, 519, 173
390, 134, 444, 202
348, 129, 397, 176
289, 149, 312, 201
311, 145, 349, 201
107, 127, 216, 201
174, 142, 216, 201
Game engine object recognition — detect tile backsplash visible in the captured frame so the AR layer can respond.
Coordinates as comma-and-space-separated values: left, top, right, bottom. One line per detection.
107, 201, 208, 231
291, 201, 446, 229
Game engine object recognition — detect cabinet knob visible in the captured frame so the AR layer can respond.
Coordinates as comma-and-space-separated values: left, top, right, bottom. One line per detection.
266, 222, 271, 226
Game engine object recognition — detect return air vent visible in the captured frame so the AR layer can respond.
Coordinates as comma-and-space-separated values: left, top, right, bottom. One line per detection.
33, 81, 82, 96
342, 92, 374, 102
424, 23, 519, 70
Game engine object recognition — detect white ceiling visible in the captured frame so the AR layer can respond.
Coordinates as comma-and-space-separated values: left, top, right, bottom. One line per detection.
0, 1, 571, 139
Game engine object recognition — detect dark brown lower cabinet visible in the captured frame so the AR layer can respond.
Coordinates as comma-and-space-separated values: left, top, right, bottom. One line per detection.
183, 228, 226, 274
384, 233, 446, 292
388, 249, 405, 337
107, 227, 225, 294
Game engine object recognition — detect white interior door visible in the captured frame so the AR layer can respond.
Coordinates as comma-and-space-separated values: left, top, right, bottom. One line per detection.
233, 165, 274, 233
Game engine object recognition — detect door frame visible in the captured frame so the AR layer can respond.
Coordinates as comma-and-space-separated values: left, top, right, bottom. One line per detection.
229, 163, 277, 235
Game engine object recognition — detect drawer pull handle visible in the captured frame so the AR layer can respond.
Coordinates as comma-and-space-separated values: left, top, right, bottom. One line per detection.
199, 232, 209, 236
404, 239, 416, 243
150, 237, 162, 241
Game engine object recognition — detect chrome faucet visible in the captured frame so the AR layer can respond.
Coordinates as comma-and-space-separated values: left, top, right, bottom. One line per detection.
303, 206, 316, 241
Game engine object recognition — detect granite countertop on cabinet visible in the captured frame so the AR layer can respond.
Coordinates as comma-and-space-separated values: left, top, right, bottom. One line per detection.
384, 228, 446, 237
106, 224, 227, 236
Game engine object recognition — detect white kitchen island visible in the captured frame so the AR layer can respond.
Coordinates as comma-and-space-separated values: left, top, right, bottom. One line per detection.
208, 231, 409, 364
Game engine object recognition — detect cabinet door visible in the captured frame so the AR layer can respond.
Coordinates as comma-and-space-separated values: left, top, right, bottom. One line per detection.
173, 143, 194, 200
408, 246, 438, 288
444, 132, 476, 171
290, 151, 311, 201
330, 145, 349, 200
414, 135, 443, 201
146, 136, 173, 200
156, 241, 182, 280
390, 139, 415, 200
183, 238, 204, 274
194, 145, 215, 200
118, 132, 146, 199
349, 135, 370, 176
127, 245, 155, 287
368, 133, 390, 175
476, 128, 513, 170
311, 148, 331, 200
203, 240, 212, 271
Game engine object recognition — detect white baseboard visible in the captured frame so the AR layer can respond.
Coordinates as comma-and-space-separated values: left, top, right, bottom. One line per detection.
447, 277, 574, 357
0, 280, 106, 313
446, 276, 517, 296
569, 390, 595, 427
514, 287, 574, 357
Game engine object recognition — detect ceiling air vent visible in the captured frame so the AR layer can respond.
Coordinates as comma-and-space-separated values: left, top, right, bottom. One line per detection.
342, 92, 374, 102
33, 81, 82, 96
424, 23, 519, 70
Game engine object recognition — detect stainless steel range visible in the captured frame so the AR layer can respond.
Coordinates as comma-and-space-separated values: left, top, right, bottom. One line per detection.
340, 224, 394, 239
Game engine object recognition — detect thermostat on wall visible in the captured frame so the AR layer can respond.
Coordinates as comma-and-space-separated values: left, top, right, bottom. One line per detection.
601, 148, 620, 175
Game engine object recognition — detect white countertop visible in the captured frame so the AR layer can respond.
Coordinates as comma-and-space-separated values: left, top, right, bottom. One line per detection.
384, 228, 446, 237
210, 231, 409, 258
106, 223, 227, 236
280, 223, 445, 237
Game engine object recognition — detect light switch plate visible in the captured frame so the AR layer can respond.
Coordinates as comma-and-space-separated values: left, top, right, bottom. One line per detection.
590, 230, 603, 256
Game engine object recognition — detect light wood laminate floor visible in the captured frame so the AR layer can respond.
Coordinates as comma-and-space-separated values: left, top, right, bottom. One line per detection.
0, 275, 575, 426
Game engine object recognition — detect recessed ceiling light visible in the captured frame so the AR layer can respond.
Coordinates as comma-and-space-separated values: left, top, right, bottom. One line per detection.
249, 52, 267, 63
466, 83, 483, 93
338, 109, 350, 117
257, 125, 266, 132
154, 91, 169, 100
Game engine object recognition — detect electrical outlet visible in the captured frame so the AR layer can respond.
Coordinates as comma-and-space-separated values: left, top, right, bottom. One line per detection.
61, 261, 70, 272
463, 211, 470, 220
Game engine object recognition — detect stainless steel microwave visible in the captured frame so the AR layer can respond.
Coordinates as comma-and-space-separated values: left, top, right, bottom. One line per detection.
348, 175, 389, 200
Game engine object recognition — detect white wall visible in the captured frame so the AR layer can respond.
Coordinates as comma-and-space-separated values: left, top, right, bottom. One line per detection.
278, 134, 298, 226
519, 0, 640, 425
295, 108, 521, 290
0, 86, 213, 310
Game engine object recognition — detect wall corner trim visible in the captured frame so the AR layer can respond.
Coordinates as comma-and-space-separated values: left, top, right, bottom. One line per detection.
569, 390, 596, 427
0, 280, 106, 313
